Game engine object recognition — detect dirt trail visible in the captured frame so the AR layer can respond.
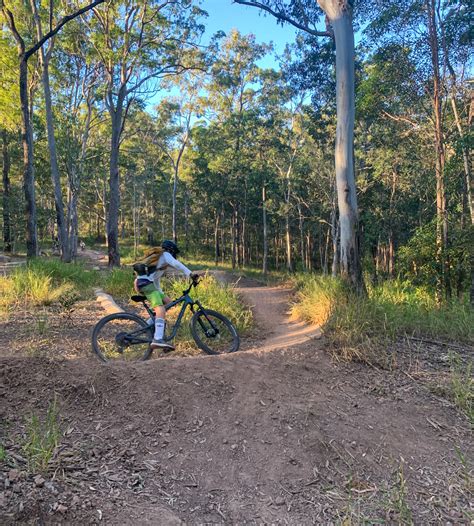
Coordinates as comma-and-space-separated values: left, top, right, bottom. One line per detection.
1, 259, 472, 524
212, 271, 321, 352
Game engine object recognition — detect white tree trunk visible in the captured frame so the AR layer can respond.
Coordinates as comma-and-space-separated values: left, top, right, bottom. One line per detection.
318, 1, 364, 291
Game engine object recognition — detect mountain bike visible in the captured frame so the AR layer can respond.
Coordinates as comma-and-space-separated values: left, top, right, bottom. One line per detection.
91, 277, 240, 362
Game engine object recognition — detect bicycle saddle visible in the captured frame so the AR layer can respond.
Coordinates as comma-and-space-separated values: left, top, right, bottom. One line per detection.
131, 295, 147, 303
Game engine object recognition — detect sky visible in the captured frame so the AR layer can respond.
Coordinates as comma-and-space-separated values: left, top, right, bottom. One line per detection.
150, 1, 301, 107
199, 0, 299, 69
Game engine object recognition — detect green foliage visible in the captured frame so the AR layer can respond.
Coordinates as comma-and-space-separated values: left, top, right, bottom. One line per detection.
398, 222, 471, 292
22, 398, 61, 473
103, 268, 135, 298
292, 275, 474, 363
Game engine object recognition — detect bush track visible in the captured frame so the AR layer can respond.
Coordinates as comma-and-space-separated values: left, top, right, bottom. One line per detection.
0, 264, 472, 524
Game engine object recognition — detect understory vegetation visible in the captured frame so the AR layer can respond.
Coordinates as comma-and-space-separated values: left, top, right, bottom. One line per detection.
0, 258, 251, 340
292, 275, 473, 358
292, 274, 474, 420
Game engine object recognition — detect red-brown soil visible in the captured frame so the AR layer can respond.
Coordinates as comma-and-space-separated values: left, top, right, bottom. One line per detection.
0, 273, 472, 524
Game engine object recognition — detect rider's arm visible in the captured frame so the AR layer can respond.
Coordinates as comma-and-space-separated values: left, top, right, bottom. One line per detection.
163, 251, 192, 278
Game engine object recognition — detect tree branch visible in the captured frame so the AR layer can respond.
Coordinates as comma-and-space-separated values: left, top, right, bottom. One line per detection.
233, 0, 331, 38
25, 0, 105, 59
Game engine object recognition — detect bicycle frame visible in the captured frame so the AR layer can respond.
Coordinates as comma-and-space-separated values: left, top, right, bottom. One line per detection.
133, 281, 209, 343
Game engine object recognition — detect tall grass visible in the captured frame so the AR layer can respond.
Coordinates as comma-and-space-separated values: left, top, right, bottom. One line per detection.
292, 275, 474, 364
22, 397, 61, 473
0, 258, 100, 313
103, 268, 135, 298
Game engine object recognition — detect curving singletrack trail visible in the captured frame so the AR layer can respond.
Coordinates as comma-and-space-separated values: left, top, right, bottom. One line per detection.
212, 271, 321, 352
2, 259, 472, 524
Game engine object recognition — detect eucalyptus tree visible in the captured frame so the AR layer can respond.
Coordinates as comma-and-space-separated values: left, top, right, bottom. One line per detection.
234, 0, 365, 292
84, 0, 204, 266
0, 0, 105, 258
152, 72, 204, 244
203, 30, 270, 267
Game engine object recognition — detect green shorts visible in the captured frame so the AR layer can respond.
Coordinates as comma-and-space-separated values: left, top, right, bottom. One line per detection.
139, 283, 165, 308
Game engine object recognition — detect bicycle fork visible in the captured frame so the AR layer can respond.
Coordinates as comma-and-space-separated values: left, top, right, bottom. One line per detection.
194, 303, 219, 337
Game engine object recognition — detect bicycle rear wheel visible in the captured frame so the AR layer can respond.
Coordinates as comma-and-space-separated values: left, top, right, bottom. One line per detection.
190, 309, 239, 355
92, 313, 153, 362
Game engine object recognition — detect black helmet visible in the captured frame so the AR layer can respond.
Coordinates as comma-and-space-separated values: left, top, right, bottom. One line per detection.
162, 240, 180, 258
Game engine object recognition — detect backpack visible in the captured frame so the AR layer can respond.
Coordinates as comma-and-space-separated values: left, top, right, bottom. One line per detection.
133, 247, 168, 275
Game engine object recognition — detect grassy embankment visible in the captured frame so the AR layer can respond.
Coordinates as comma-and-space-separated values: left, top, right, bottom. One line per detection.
292, 275, 473, 422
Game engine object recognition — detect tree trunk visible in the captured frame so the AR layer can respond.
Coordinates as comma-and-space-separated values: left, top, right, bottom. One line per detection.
426, 0, 448, 302
19, 56, 38, 258
318, 1, 364, 291
31, 2, 70, 263
231, 206, 237, 269
107, 97, 123, 267
40, 56, 70, 261
297, 201, 305, 270
214, 211, 220, 266
262, 184, 268, 275
184, 186, 189, 252
2, 130, 12, 253
172, 164, 178, 243
323, 225, 330, 275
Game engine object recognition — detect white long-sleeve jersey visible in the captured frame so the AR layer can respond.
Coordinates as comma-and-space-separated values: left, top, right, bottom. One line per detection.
136, 252, 192, 293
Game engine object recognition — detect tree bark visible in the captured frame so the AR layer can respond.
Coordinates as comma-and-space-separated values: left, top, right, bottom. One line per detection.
19, 56, 39, 258
214, 211, 220, 266
40, 56, 70, 261
297, 201, 305, 270
2, 130, 12, 253
107, 96, 123, 267
262, 184, 268, 275
318, 0, 364, 292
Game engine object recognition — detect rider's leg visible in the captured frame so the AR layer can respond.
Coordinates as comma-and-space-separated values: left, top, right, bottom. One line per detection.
153, 305, 166, 340
140, 286, 173, 350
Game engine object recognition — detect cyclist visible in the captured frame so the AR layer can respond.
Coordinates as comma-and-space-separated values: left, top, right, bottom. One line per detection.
133, 240, 199, 351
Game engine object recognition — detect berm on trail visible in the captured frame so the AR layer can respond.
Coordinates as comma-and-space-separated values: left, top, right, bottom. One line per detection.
0, 275, 472, 524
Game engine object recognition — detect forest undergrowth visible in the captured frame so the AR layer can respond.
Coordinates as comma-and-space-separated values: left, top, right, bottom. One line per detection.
0, 257, 252, 338
292, 274, 474, 422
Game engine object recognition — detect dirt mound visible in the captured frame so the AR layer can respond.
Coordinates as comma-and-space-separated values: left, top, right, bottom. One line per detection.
1, 341, 472, 524
1, 265, 472, 523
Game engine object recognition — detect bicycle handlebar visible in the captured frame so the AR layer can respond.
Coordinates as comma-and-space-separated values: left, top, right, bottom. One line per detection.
182, 275, 200, 295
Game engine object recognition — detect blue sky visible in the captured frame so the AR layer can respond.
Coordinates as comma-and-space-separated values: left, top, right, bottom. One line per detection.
199, 0, 299, 69
151, 1, 301, 106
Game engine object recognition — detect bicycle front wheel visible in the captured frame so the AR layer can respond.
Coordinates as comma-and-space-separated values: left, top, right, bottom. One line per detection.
190, 309, 240, 355
92, 313, 153, 362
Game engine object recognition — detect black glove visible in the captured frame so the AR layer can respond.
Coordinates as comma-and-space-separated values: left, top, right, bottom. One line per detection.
190, 273, 200, 282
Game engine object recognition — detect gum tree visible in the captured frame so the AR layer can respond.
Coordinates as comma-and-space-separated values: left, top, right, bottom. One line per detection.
235, 0, 365, 292
0, 0, 105, 257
